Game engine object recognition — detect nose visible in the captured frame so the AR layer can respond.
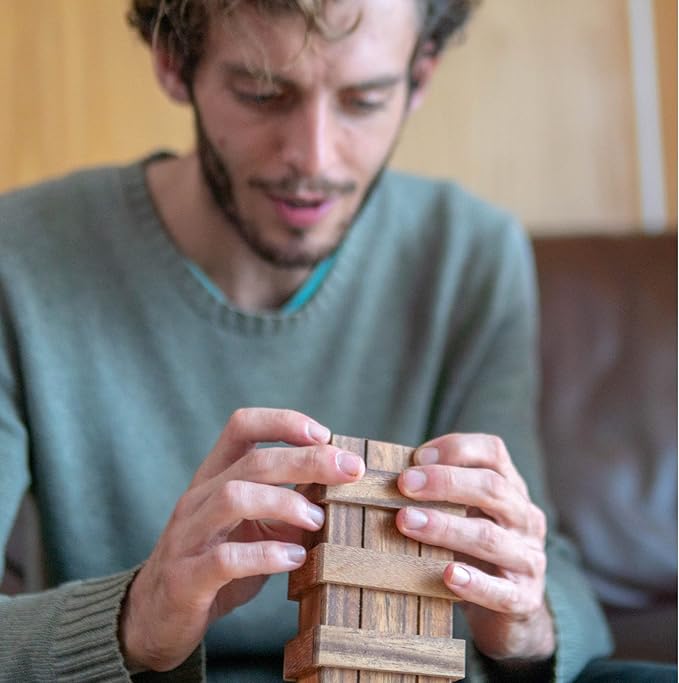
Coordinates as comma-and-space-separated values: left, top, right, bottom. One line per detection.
279, 96, 338, 178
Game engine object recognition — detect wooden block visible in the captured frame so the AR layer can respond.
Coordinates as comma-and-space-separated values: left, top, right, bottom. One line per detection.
286, 436, 465, 683
284, 625, 465, 681
289, 544, 458, 602
304, 470, 465, 517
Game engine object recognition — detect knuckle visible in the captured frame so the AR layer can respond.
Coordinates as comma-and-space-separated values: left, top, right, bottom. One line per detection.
498, 588, 521, 613
245, 542, 267, 566
213, 543, 237, 574
171, 492, 193, 521
441, 466, 456, 495
301, 445, 322, 471
220, 479, 248, 503
438, 510, 458, 540
531, 505, 548, 540
483, 470, 506, 501
250, 449, 275, 477
477, 519, 501, 555
487, 435, 508, 462
241, 541, 278, 570
529, 550, 547, 578
287, 490, 310, 519
457, 437, 475, 463
229, 408, 248, 429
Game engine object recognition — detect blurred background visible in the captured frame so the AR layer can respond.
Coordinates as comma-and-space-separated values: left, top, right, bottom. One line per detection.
1, 0, 676, 234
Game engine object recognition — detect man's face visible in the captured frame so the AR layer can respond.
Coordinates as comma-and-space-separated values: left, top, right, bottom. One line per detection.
189, 0, 422, 268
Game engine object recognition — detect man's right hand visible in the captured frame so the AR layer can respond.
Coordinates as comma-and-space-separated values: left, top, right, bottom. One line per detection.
118, 408, 365, 672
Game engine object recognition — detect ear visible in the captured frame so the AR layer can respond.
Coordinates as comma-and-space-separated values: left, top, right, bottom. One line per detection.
407, 43, 439, 114
151, 43, 191, 104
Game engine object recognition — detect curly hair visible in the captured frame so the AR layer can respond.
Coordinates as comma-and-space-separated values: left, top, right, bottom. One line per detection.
127, 0, 480, 83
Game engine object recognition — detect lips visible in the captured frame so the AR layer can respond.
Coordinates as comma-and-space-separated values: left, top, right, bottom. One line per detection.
268, 193, 336, 228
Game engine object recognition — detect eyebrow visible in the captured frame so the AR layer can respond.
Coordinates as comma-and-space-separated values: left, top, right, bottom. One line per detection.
222, 63, 404, 91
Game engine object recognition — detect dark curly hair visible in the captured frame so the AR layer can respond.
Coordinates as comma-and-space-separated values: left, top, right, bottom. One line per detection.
127, 0, 481, 83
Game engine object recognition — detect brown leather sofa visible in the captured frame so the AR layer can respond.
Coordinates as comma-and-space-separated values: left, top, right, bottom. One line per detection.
2, 232, 677, 664
535, 232, 677, 664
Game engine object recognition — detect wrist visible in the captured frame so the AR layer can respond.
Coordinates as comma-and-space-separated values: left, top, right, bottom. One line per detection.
476, 602, 556, 681
521, 601, 556, 661
471, 599, 556, 664
117, 572, 148, 673
498, 601, 556, 662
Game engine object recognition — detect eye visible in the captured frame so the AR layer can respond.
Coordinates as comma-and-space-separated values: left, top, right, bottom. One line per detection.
233, 88, 292, 109
342, 90, 389, 115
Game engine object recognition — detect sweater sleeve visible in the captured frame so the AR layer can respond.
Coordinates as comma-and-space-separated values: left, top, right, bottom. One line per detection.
0, 279, 206, 682
0, 571, 205, 681
431, 222, 613, 682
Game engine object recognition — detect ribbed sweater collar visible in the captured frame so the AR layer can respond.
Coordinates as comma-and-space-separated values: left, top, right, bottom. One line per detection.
118, 152, 382, 335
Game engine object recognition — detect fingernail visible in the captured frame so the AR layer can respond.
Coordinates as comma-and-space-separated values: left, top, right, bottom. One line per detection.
415, 447, 439, 465
403, 468, 427, 492
286, 545, 306, 566
336, 451, 362, 477
404, 507, 428, 530
307, 422, 331, 444
451, 565, 471, 586
307, 503, 325, 528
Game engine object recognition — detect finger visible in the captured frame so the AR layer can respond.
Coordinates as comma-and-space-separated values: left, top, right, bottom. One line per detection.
193, 408, 332, 485
396, 507, 546, 576
185, 481, 326, 547
186, 445, 364, 517
224, 444, 365, 486
413, 434, 528, 496
442, 562, 544, 615
398, 465, 533, 531
189, 541, 307, 602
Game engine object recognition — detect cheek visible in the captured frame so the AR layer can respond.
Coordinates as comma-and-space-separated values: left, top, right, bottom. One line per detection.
341, 119, 403, 180
213, 127, 275, 180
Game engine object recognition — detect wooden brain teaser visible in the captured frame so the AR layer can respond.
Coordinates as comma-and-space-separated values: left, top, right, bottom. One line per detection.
284, 435, 466, 682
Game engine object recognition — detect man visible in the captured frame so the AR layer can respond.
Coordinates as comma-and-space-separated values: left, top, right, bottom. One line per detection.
0, 1, 616, 681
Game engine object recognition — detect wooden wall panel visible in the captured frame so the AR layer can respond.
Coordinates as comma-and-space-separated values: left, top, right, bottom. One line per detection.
0, 0, 192, 192
393, 0, 641, 233
1, 1, 670, 233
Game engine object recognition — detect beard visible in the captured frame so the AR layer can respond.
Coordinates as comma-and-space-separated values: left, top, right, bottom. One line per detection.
193, 107, 392, 269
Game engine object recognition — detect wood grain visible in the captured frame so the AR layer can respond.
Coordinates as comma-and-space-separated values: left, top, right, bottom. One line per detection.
286, 436, 465, 682
285, 626, 465, 680
304, 470, 465, 516
362, 440, 419, 683
418, 542, 457, 683
289, 544, 458, 602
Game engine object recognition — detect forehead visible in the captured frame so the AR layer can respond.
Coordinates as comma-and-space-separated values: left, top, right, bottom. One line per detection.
203, 0, 421, 83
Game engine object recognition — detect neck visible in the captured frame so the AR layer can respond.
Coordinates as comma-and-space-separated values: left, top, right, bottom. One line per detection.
145, 153, 311, 311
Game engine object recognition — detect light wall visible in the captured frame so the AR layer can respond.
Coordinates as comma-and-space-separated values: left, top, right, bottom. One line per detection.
1, 0, 676, 234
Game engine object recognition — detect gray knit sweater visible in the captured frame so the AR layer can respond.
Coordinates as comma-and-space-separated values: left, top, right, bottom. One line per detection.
0, 157, 611, 681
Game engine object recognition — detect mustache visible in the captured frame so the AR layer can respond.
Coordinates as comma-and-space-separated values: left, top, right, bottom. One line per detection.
249, 176, 357, 196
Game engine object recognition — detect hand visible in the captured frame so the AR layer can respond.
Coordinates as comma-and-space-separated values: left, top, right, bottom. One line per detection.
118, 408, 365, 672
395, 434, 555, 662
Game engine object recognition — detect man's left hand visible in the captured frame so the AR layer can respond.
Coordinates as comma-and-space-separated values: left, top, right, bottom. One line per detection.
395, 433, 555, 662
